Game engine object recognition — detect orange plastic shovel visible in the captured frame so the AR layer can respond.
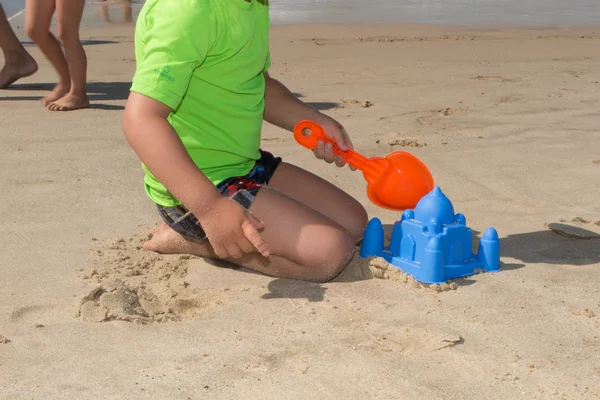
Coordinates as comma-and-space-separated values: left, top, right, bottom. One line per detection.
293, 120, 435, 211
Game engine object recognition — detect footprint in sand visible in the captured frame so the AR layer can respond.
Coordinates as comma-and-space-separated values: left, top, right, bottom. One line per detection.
9, 304, 62, 324
545, 217, 600, 240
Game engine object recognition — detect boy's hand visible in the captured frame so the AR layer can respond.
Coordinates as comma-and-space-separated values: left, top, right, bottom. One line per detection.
312, 114, 357, 171
197, 197, 270, 259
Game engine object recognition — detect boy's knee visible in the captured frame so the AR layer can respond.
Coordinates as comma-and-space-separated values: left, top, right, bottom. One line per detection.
345, 199, 369, 243
308, 230, 356, 283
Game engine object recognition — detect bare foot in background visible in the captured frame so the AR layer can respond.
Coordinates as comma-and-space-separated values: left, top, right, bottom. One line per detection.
0, 55, 38, 88
47, 92, 90, 111
41, 83, 70, 106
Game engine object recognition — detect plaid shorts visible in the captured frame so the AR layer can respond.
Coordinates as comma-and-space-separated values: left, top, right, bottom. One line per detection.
157, 150, 282, 241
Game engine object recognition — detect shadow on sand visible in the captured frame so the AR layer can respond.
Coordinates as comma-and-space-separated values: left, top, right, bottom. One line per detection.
0, 81, 131, 110
21, 39, 120, 47
294, 92, 339, 111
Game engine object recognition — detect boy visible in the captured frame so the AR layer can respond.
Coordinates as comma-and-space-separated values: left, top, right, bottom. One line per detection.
122, 0, 368, 282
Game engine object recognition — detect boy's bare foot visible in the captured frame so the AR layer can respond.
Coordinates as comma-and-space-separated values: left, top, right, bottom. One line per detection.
41, 83, 70, 106
143, 224, 179, 252
143, 224, 213, 257
47, 93, 90, 111
0, 56, 38, 89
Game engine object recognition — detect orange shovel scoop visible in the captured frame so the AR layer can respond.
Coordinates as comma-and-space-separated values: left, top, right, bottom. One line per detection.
293, 120, 435, 211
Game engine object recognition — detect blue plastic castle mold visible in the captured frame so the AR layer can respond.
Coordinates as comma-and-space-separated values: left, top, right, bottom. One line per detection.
360, 186, 501, 284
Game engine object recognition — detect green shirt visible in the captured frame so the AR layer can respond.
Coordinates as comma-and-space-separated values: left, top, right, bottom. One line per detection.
130, 0, 271, 207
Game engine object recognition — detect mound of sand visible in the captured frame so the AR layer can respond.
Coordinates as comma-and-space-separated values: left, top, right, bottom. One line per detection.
78, 235, 222, 324
336, 254, 459, 292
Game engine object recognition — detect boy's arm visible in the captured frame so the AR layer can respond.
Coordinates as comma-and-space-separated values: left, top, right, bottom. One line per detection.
122, 93, 270, 258
125, 0, 223, 213
263, 72, 322, 133
122, 93, 222, 216
263, 72, 355, 166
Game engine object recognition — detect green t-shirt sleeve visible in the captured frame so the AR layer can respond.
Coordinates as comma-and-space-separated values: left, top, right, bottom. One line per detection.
131, 0, 215, 110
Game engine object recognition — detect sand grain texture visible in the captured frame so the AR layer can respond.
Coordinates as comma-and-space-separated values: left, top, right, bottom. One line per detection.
1, 23, 600, 399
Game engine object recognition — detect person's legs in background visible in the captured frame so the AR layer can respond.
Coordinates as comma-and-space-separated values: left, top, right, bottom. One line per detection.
122, 0, 132, 23
24, 0, 71, 105
46, 0, 89, 111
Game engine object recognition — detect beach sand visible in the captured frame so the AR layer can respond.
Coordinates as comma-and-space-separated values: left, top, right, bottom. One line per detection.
1, 22, 599, 399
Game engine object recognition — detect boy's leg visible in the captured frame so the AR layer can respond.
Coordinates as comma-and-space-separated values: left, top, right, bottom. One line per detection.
47, 0, 89, 111
144, 187, 357, 283
24, 0, 71, 105
267, 162, 369, 242
0, 4, 38, 88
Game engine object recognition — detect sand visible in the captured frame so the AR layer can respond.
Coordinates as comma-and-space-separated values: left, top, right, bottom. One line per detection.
1, 22, 600, 399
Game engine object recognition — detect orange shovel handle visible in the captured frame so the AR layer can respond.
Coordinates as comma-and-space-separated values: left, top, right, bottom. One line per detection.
293, 120, 373, 172
293, 120, 334, 150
